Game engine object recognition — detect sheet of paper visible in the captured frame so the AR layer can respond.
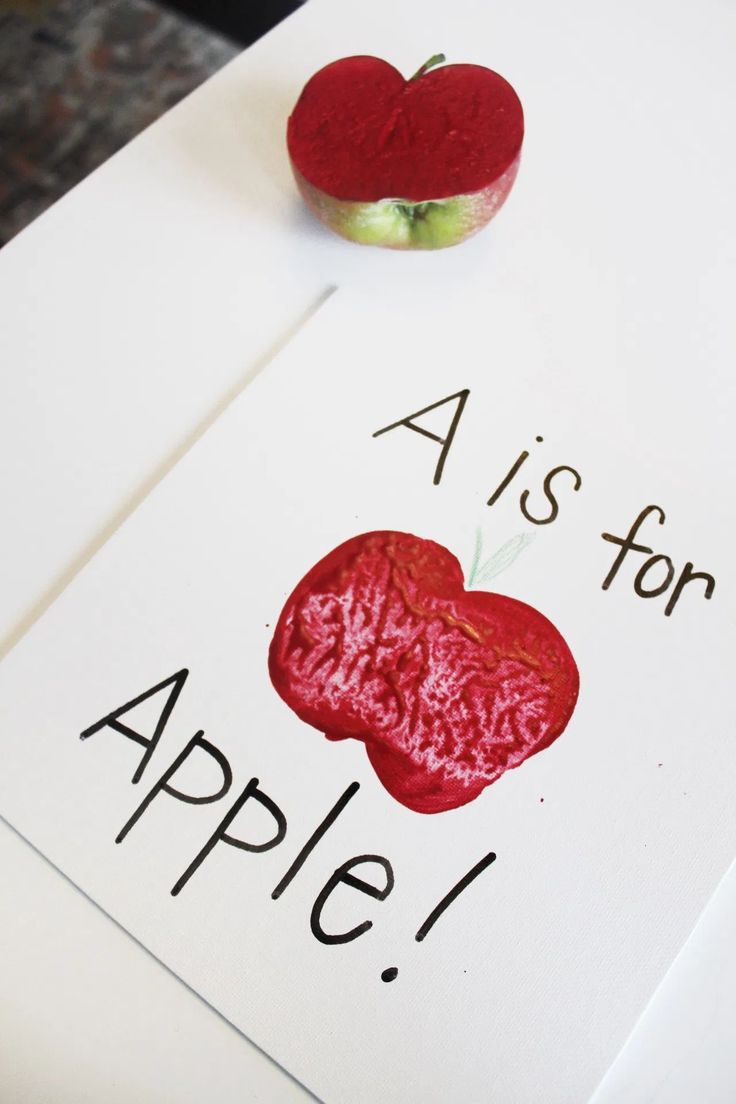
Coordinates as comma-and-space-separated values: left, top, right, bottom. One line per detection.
0, 285, 733, 1103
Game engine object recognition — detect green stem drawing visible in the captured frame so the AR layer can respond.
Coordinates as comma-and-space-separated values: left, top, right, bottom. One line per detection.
467, 527, 534, 588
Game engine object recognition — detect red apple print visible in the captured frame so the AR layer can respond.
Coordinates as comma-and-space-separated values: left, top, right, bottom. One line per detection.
269, 533, 579, 814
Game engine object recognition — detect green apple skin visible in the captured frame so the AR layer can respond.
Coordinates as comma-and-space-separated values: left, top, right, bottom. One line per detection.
292, 154, 520, 250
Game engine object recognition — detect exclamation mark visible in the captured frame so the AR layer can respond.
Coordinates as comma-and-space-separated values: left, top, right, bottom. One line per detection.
381, 851, 497, 982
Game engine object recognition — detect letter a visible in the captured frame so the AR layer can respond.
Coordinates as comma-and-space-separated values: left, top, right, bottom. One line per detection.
373, 389, 469, 485
80, 669, 189, 784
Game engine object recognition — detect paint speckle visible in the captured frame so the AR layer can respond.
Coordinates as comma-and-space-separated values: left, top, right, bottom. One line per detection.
381, 966, 398, 983
539, 797, 544, 803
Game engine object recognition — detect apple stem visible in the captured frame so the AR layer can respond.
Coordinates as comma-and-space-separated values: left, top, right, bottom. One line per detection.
409, 53, 446, 81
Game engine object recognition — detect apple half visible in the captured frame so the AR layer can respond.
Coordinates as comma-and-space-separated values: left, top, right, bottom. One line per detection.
287, 54, 524, 250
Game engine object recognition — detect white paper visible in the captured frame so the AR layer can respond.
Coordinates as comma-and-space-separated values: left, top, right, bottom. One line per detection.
0, 286, 733, 1103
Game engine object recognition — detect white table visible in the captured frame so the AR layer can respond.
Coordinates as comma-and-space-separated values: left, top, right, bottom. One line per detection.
2, 0, 735, 1099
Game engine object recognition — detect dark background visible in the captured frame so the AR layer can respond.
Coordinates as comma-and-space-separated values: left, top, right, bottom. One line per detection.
0, 0, 305, 245
164, 0, 303, 44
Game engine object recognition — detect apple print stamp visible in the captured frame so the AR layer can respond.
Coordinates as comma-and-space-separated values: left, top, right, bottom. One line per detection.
269, 531, 579, 813
286, 54, 524, 249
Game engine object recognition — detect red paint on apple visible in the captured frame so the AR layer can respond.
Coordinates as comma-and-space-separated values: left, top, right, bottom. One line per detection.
287, 54, 524, 249
269, 532, 579, 813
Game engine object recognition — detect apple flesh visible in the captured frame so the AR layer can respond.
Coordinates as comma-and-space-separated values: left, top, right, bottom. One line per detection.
287, 54, 524, 250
